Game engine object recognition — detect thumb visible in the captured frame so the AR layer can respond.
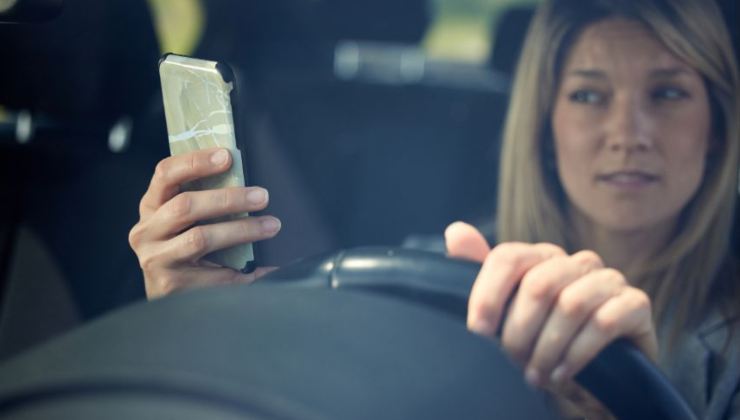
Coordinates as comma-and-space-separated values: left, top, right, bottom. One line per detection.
444, 221, 491, 262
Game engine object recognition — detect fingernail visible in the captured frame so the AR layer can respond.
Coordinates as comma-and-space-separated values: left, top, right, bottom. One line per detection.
525, 367, 542, 387
211, 149, 229, 165
261, 217, 281, 234
551, 364, 569, 384
246, 188, 268, 204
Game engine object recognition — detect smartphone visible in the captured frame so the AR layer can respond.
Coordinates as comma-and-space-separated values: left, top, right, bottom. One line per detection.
158, 54, 255, 273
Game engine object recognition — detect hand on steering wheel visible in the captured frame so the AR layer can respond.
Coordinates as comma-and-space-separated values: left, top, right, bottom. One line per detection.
445, 222, 658, 389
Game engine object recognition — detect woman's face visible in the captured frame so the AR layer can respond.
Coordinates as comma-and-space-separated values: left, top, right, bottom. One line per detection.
552, 18, 711, 235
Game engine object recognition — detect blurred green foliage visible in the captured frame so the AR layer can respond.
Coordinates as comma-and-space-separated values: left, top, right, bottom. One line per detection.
424, 0, 541, 62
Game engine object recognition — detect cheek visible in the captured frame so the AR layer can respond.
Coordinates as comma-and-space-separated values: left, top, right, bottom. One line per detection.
661, 103, 711, 199
664, 137, 708, 202
551, 103, 598, 187
554, 140, 595, 206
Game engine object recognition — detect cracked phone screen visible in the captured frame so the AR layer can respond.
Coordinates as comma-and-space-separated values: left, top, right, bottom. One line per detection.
159, 54, 254, 271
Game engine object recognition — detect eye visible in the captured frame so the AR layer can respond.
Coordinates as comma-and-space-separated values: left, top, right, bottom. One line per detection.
651, 86, 689, 101
568, 89, 605, 105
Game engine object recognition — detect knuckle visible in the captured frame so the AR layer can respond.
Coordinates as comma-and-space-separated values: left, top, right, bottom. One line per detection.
187, 152, 198, 171
138, 200, 150, 217
558, 289, 588, 318
489, 242, 565, 266
154, 273, 181, 297
154, 159, 171, 184
574, 250, 603, 269
186, 226, 209, 255
534, 242, 566, 258
521, 256, 567, 302
489, 242, 526, 264
138, 252, 159, 273
237, 218, 256, 239
168, 193, 192, 219
602, 268, 627, 285
215, 189, 232, 210
186, 151, 210, 174
543, 329, 564, 349
628, 288, 652, 312
593, 311, 619, 337
520, 271, 558, 301
128, 224, 143, 249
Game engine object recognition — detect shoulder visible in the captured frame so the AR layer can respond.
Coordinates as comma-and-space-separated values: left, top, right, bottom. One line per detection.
660, 309, 740, 420
699, 312, 740, 420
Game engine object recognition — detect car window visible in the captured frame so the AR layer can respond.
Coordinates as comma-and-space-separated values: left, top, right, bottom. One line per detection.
148, 0, 204, 55
425, 0, 541, 63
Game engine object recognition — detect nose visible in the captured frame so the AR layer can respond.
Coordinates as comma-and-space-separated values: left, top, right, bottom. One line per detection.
605, 95, 653, 153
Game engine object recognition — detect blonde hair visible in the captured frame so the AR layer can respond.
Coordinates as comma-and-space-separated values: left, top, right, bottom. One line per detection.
496, 0, 740, 337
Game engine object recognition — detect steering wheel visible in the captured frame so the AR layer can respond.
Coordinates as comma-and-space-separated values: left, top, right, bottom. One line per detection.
262, 247, 696, 420
0, 247, 696, 419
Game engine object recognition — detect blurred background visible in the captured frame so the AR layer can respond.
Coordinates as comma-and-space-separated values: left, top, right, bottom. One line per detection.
0, 0, 736, 360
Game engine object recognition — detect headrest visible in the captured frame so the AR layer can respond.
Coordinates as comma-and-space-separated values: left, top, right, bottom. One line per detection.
488, 6, 535, 76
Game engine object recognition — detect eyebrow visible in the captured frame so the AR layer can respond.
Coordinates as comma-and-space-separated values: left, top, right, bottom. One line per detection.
648, 67, 694, 79
566, 67, 694, 80
567, 69, 607, 79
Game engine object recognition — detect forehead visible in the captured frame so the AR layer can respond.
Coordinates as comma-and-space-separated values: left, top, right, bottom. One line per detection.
563, 17, 690, 74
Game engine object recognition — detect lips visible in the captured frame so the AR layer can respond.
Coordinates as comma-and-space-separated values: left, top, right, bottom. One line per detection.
597, 171, 659, 188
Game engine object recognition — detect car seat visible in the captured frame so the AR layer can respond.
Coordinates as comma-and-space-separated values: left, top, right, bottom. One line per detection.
0, 0, 163, 359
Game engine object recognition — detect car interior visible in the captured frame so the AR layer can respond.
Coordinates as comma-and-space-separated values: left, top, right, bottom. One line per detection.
0, 0, 737, 418
0, 0, 542, 358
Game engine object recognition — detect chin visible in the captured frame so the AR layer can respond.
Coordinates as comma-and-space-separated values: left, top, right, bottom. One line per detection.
593, 210, 677, 236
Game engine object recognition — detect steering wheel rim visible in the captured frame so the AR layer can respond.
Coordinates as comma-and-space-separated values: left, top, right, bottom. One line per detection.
0, 247, 697, 420
261, 246, 698, 420
0, 253, 560, 420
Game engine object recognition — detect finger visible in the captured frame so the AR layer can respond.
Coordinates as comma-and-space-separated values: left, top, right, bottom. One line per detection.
445, 221, 491, 262
150, 216, 281, 268
224, 266, 280, 285
140, 148, 232, 218
146, 265, 258, 299
143, 187, 270, 241
251, 266, 279, 280
548, 287, 656, 384
502, 250, 603, 365
525, 267, 624, 387
467, 242, 565, 338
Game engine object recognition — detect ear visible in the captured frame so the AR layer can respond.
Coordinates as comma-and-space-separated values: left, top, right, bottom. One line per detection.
444, 221, 491, 263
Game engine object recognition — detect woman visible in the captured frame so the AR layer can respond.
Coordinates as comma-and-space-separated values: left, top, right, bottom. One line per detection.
129, 0, 739, 417
444, 0, 740, 417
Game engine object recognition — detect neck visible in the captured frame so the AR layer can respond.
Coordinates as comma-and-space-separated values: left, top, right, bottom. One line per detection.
568, 207, 675, 278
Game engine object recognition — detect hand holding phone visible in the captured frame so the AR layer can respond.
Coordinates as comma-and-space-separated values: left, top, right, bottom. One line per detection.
159, 54, 255, 272
128, 55, 281, 299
